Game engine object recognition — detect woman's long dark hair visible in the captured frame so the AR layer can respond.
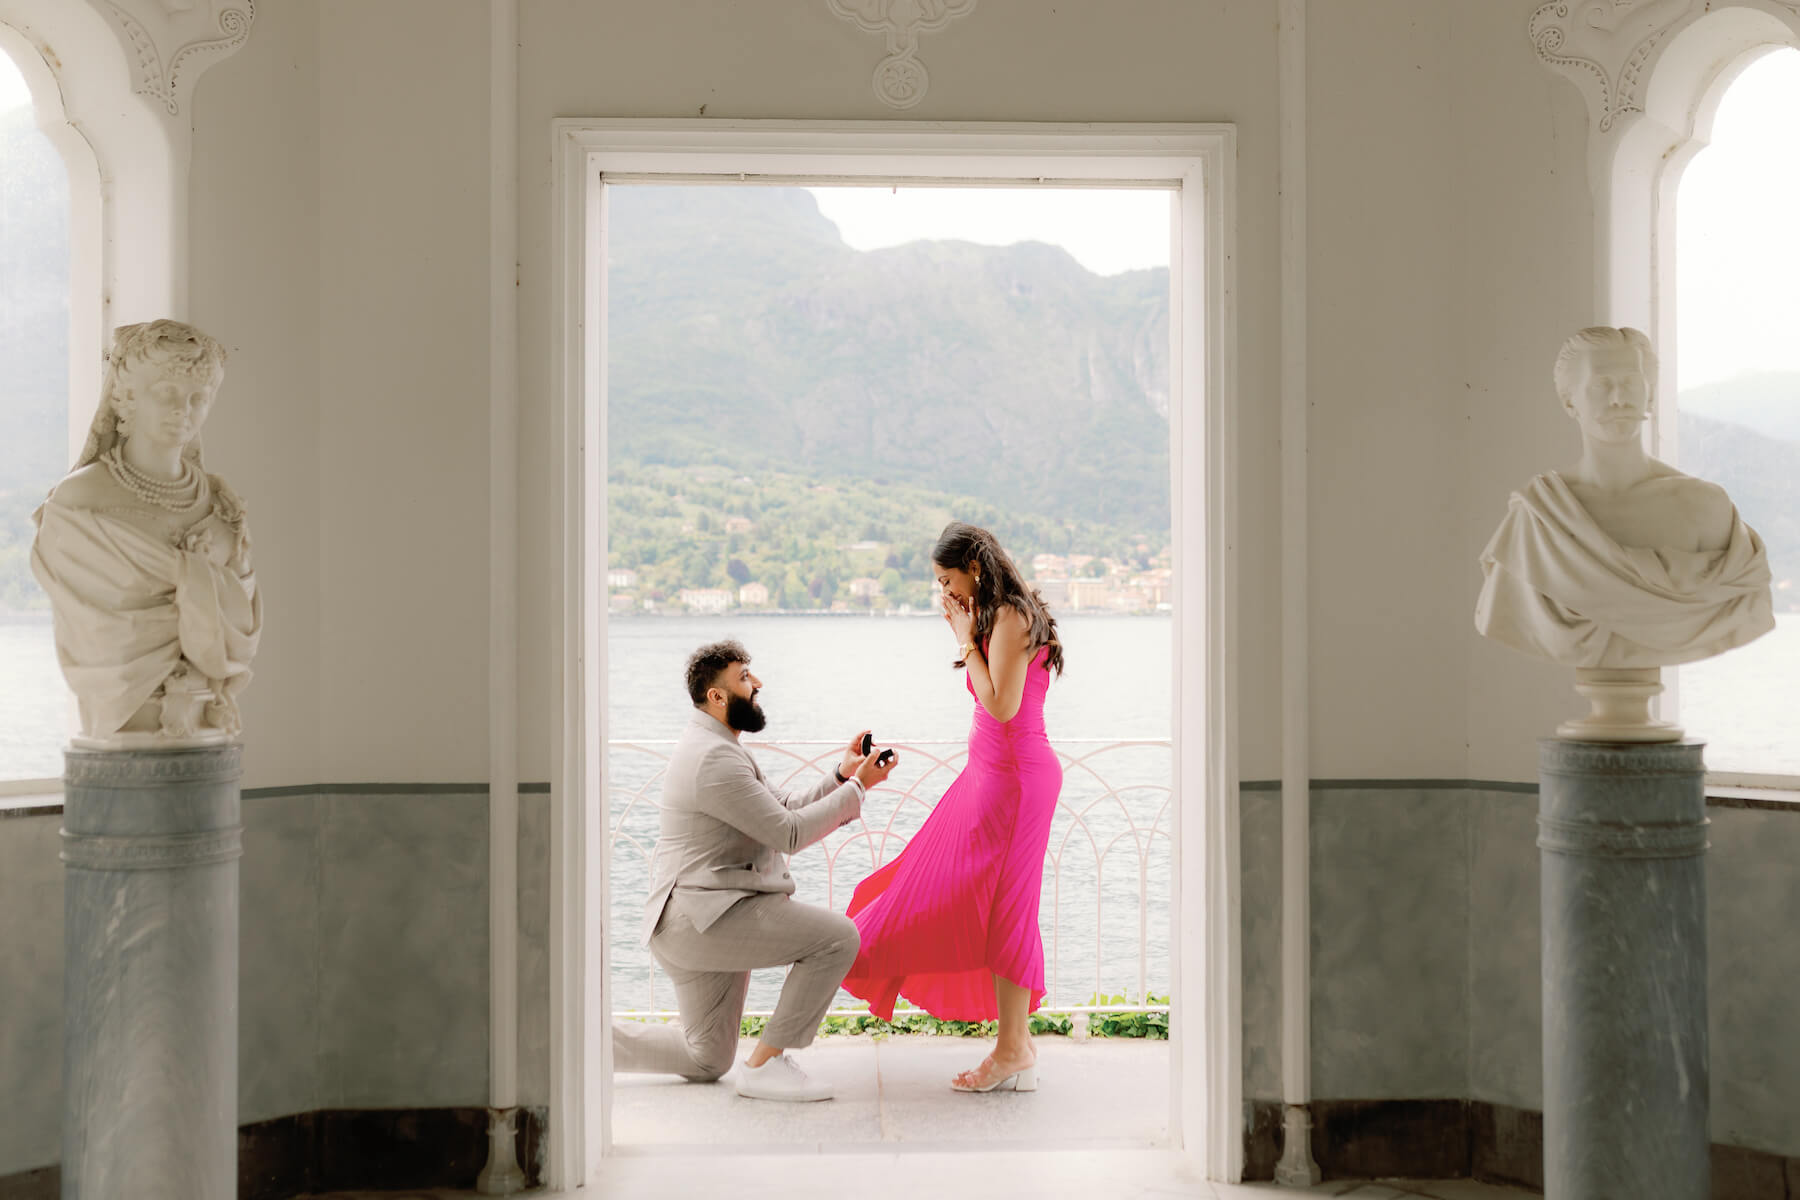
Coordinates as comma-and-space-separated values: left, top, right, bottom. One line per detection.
932, 521, 1065, 676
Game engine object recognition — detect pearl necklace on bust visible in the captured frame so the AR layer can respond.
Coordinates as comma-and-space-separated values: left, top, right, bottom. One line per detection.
102, 446, 206, 513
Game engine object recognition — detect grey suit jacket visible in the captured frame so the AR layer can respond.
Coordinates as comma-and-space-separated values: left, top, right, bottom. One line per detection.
639, 709, 864, 946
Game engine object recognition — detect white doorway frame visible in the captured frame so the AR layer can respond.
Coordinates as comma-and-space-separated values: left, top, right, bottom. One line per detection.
546, 119, 1241, 1191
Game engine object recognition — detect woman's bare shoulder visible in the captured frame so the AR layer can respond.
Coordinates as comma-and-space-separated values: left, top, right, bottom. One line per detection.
992, 601, 1031, 632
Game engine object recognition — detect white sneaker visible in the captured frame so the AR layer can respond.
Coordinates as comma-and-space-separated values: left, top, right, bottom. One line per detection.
734, 1052, 833, 1102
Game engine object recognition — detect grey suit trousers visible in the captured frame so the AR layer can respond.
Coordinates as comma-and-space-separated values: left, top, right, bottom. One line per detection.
612, 893, 860, 1080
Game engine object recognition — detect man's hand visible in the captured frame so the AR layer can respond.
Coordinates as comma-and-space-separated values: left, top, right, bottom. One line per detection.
855, 743, 900, 790
839, 729, 872, 782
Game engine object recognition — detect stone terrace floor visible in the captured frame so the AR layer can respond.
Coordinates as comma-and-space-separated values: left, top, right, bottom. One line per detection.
306, 1037, 1541, 1200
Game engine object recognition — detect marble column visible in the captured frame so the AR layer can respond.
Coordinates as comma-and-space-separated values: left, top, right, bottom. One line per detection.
1538, 739, 1709, 1200
61, 745, 242, 1200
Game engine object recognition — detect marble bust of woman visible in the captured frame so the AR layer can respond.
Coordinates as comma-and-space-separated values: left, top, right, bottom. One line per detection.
1475, 326, 1772, 738
31, 320, 262, 748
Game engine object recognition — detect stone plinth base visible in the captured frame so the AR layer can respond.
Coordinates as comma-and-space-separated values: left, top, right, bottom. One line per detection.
61, 745, 242, 1200
1539, 739, 1708, 1200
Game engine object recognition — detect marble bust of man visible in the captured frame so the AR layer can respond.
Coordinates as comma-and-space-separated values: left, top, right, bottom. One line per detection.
31, 320, 262, 748
1475, 327, 1772, 728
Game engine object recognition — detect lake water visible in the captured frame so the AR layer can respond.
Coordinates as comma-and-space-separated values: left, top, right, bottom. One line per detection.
0, 614, 63, 782
1678, 614, 1800, 775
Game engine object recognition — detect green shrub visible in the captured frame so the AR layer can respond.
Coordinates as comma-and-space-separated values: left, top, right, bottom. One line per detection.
719, 992, 1169, 1040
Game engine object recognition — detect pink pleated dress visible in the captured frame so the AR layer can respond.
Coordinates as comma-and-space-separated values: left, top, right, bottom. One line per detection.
842, 644, 1063, 1021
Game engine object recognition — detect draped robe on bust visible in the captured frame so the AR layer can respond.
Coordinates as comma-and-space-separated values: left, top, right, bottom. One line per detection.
30, 496, 261, 739
1475, 471, 1773, 669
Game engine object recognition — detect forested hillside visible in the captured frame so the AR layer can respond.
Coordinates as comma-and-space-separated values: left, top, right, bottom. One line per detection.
605, 186, 1171, 532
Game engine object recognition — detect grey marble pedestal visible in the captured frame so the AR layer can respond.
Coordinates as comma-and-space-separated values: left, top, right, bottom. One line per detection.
1538, 739, 1708, 1200
61, 745, 242, 1200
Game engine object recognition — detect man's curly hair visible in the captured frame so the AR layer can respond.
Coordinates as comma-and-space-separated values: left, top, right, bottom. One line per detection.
685, 640, 750, 706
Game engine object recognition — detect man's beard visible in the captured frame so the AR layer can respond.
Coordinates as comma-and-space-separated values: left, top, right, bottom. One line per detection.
725, 690, 766, 733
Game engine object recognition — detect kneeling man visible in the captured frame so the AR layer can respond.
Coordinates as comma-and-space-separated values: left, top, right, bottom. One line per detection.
613, 640, 898, 1101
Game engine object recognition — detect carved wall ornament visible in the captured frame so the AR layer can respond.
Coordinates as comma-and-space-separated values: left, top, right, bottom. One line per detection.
1531, 0, 1800, 133
98, 0, 256, 115
828, 0, 977, 110
1528, 0, 1696, 131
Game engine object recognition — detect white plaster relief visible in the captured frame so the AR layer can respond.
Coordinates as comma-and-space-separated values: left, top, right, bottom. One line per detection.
1529, 0, 1697, 131
1532, 0, 1800, 133
827, 0, 976, 110
98, 0, 254, 115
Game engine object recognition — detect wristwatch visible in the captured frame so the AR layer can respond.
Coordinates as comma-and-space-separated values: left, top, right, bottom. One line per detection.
833, 765, 848, 784
959, 642, 977, 660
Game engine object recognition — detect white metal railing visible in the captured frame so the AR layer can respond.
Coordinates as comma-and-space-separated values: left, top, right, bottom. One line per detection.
607, 737, 1172, 1020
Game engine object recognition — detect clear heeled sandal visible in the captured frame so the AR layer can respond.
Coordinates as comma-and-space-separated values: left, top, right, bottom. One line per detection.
950, 1061, 1039, 1093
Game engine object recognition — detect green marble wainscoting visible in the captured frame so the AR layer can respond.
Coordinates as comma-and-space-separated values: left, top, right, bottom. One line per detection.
2, 781, 1794, 1196
0, 785, 553, 1198
1238, 782, 1800, 1194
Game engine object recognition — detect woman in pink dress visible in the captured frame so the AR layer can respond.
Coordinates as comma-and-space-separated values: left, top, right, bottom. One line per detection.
841, 521, 1064, 1093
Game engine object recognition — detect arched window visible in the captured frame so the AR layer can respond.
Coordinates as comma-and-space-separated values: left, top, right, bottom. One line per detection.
1572, 2, 1800, 786
0, 4, 245, 791
1672, 47, 1800, 781
0, 44, 70, 787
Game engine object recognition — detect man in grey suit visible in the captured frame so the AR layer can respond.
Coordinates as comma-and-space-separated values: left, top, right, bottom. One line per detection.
612, 639, 899, 1101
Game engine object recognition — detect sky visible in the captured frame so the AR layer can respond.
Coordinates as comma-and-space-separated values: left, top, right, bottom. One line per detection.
807, 185, 1172, 277
0, 52, 23, 109
1676, 48, 1800, 390
5, 45, 1798, 374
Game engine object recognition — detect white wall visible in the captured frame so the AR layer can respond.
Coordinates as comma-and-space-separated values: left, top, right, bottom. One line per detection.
314, 0, 493, 783
1306, 1, 1468, 778
188, 0, 323, 788
1454, 0, 1601, 784
191, 0, 496, 787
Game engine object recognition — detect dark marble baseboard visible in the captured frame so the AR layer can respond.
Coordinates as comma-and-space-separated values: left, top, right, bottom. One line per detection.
1469, 1100, 1543, 1191
1243, 1099, 1283, 1181
1, 1105, 547, 1200
0, 1166, 55, 1200
1313, 1098, 1473, 1180
1242, 1097, 1795, 1197
1243, 1098, 1473, 1181
241, 1105, 548, 1198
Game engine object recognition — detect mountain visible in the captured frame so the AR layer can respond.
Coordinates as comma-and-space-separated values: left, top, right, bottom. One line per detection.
1678, 372, 1800, 443
605, 186, 1171, 533
1679, 411, 1800, 604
